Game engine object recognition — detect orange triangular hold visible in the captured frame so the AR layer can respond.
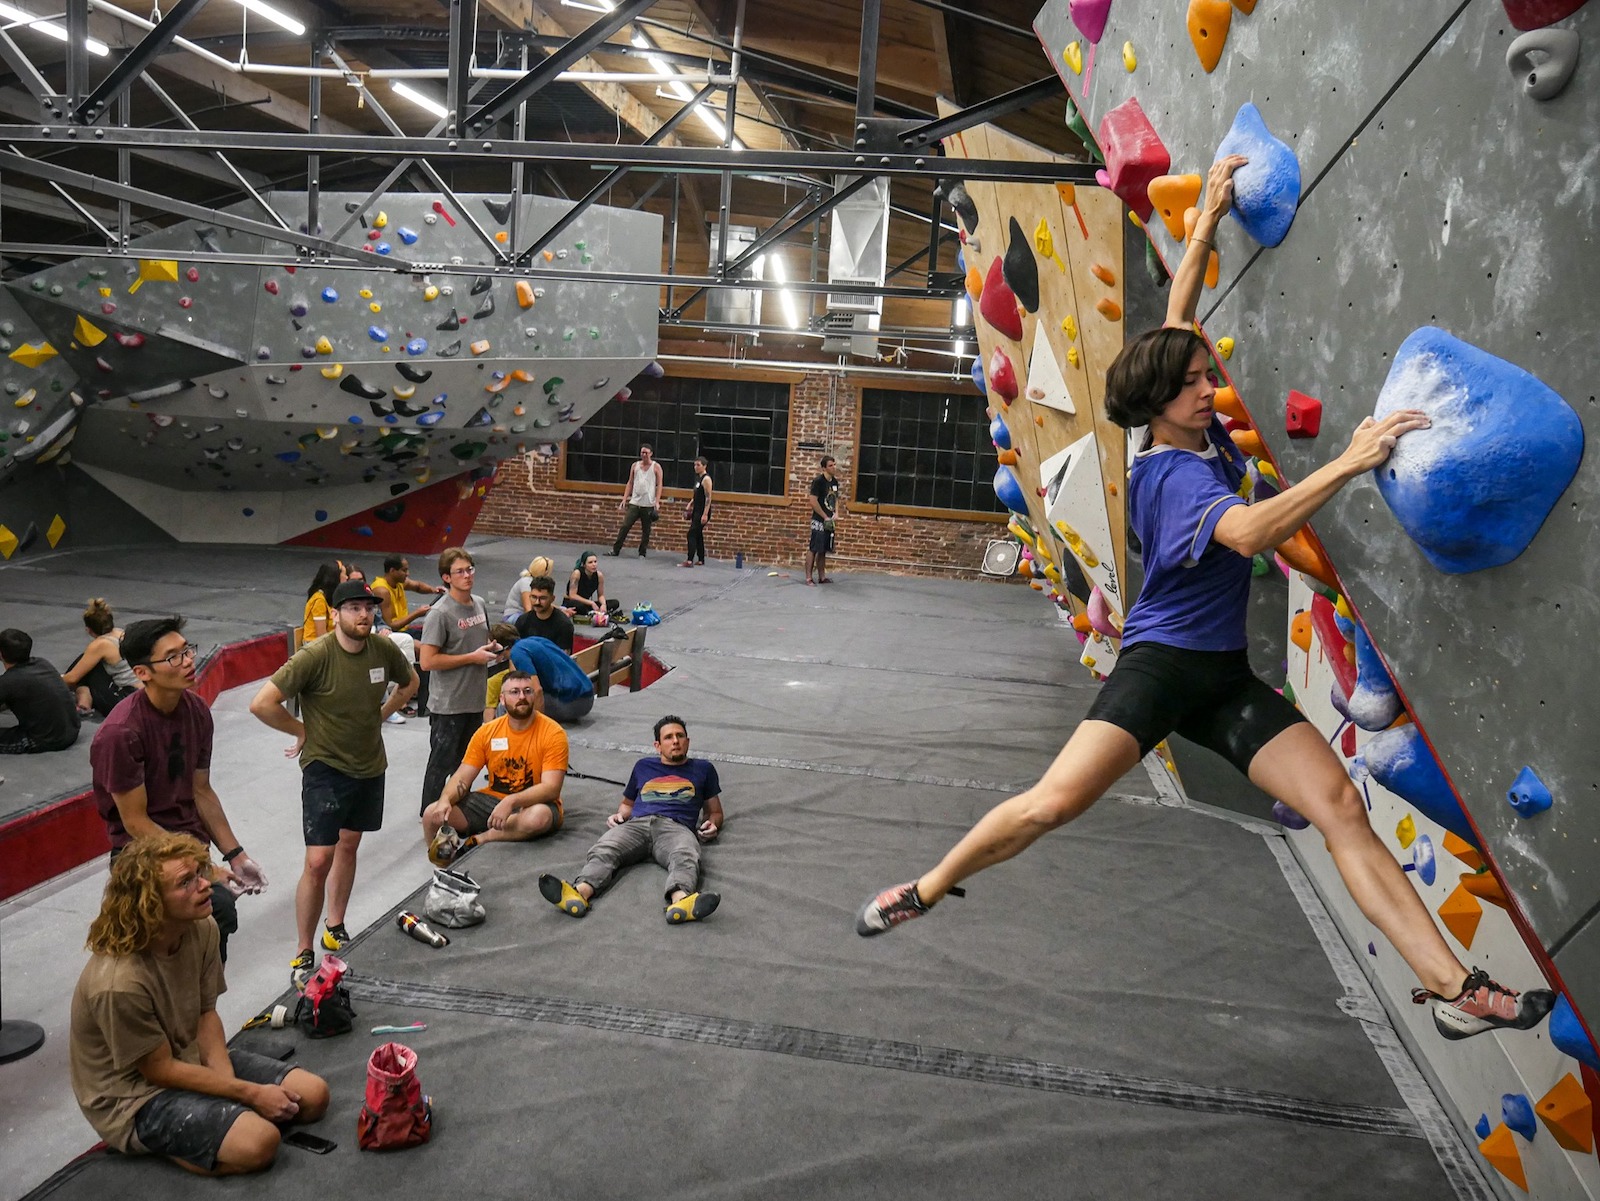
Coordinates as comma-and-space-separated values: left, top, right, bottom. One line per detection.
1276, 527, 1340, 591
1537, 1073, 1595, 1153
1443, 831, 1484, 871
1460, 870, 1511, 910
1231, 427, 1265, 458
1479, 1124, 1528, 1191
1438, 883, 1483, 950
1212, 385, 1247, 422
1147, 174, 1201, 240
1187, 0, 1232, 73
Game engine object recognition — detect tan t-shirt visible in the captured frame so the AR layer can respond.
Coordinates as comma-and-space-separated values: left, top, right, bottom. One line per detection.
69, 919, 225, 1153
270, 632, 412, 778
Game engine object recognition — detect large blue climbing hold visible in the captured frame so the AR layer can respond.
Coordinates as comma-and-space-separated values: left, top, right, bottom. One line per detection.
1214, 103, 1301, 248
971, 357, 986, 395
1373, 327, 1584, 574
990, 414, 1012, 451
1363, 724, 1478, 846
1501, 1093, 1537, 1141
1507, 765, 1553, 817
993, 465, 1028, 514
1349, 623, 1403, 731
1549, 994, 1600, 1070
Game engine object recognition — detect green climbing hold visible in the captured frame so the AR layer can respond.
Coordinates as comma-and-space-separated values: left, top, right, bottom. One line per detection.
451, 440, 489, 460
1251, 553, 1270, 577
1281, 679, 1297, 705
542, 377, 564, 395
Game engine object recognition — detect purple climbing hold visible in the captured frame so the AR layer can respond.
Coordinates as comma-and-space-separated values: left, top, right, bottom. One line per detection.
1373, 327, 1584, 574
301, 345, 318, 359
1069, 0, 1113, 44
257, 347, 272, 360
275, 451, 301, 463
241, 507, 255, 517
1349, 623, 1403, 731
643, 361, 665, 379
1549, 994, 1600, 1070
1329, 683, 1353, 722
1271, 801, 1309, 831
1506, 765, 1553, 817
1362, 724, 1477, 846
290, 301, 308, 317
1215, 103, 1301, 248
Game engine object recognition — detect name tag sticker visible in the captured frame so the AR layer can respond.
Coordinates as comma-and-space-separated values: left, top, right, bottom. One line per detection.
369, 668, 385, 683
490, 737, 509, 751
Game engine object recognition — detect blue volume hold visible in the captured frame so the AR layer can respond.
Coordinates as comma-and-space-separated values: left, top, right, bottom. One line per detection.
1363, 724, 1477, 846
1214, 103, 1301, 248
1411, 835, 1436, 886
993, 465, 1028, 514
1501, 1093, 1537, 1142
1506, 766, 1553, 818
971, 357, 986, 394
990, 414, 1012, 450
1349, 623, 1403, 731
1373, 328, 1584, 574
1549, 994, 1600, 1070
1474, 1114, 1492, 1141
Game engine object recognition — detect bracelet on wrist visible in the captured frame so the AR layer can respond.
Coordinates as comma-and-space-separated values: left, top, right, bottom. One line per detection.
221, 846, 244, 863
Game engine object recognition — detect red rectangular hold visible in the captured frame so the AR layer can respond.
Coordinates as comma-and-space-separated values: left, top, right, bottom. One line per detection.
1096, 97, 1170, 222
1285, 389, 1322, 439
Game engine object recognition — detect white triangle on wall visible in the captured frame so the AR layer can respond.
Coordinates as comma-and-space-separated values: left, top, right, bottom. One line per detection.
1025, 325, 1077, 415
1039, 431, 1124, 615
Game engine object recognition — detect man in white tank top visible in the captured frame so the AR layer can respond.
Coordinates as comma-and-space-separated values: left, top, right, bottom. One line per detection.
609, 444, 665, 558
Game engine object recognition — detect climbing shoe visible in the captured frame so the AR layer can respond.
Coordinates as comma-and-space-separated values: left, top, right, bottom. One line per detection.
538, 873, 589, 918
856, 881, 963, 936
665, 891, 719, 924
1412, 969, 1556, 1041
290, 948, 315, 991
320, 921, 351, 953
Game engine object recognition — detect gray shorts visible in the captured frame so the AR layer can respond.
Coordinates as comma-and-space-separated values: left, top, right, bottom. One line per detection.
132, 1048, 290, 1169
459, 790, 562, 836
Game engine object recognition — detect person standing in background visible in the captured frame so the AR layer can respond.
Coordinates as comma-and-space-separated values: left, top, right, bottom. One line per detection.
609, 444, 664, 558
681, 457, 713, 568
805, 455, 845, 587
418, 547, 499, 816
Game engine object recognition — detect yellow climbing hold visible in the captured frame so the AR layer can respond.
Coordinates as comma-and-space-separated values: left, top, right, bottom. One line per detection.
374, 211, 388, 229
359, 288, 373, 299
46, 514, 65, 548
321, 363, 344, 379
0, 525, 16, 559
1055, 521, 1101, 567
1396, 815, 1417, 849
1122, 40, 1137, 71
315, 336, 333, 355
1335, 594, 1355, 622
1033, 219, 1066, 272
423, 285, 440, 302
393, 385, 416, 400
1062, 314, 1077, 341
317, 426, 339, 439
13, 388, 35, 408
9, 342, 56, 368
1063, 41, 1083, 74
370, 302, 382, 314
127, 258, 178, 293
1067, 347, 1081, 368
1216, 336, 1235, 359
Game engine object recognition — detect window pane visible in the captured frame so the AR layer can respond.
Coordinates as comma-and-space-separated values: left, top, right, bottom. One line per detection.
856, 388, 1006, 515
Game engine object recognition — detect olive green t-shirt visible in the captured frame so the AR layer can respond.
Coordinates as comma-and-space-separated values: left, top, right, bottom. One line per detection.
69, 919, 225, 1153
270, 632, 412, 778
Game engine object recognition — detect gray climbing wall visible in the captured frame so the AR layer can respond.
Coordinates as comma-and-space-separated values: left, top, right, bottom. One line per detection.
0, 192, 660, 546
1037, 0, 1600, 1194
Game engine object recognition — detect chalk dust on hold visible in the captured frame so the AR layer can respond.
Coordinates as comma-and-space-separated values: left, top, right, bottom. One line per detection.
1373, 351, 1474, 481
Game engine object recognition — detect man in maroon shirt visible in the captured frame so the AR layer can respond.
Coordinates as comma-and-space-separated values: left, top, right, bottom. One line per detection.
91, 617, 267, 961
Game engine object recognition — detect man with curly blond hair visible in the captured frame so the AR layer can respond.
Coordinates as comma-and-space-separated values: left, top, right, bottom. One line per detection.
70, 833, 331, 1176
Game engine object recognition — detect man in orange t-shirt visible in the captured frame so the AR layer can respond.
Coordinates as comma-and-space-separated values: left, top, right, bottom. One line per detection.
420, 670, 568, 864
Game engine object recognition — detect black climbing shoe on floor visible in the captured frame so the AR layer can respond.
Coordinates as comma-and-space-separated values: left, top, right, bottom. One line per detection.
665, 891, 719, 923
1412, 969, 1556, 1040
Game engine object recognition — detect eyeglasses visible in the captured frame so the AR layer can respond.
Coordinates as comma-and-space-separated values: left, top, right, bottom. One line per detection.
170, 864, 213, 892
449, 565, 476, 576
147, 643, 198, 670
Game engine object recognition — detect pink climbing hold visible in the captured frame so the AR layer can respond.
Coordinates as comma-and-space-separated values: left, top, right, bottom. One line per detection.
1500, 0, 1588, 29
1096, 96, 1171, 223
1087, 586, 1121, 638
979, 257, 1024, 341
264, 279, 279, 295
1069, 0, 1114, 44
988, 347, 1019, 402
113, 332, 145, 349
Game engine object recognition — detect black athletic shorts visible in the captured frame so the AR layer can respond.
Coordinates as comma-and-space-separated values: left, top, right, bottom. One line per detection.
1085, 642, 1306, 773
301, 760, 385, 846
808, 517, 834, 555
132, 1048, 290, 1169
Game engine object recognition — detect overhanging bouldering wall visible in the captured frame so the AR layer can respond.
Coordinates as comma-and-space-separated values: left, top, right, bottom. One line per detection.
1034, 0, 1600, 1195
0, 192, 660, 550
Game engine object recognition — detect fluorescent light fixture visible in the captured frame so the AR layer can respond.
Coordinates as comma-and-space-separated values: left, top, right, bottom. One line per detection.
0, 2, 108, 53
954, 341, 967, 360
631, 32, 649, 48
234, 0, 303, 36
770, 255, 802, 330
391, 81, 448, 120
954, 297, 968, 325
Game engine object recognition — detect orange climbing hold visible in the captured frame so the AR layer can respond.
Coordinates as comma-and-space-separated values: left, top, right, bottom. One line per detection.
997, 449, 1020, 466
1090, 263, 1116, 286
1536, 1073, 1594, 1153
1231, 0, 1258, 11
1276, 527, 1339, 591
1438, 884, 1484, 951
1290, 611, 1312, 653
1443, 831, 1484, 871
1459, 870, 1511, 910
1478, 1125, 1528, 1192
1095, 298, 1122, 322
1147, 174, 1202, 239
1230, 427, 1264, 458
1213, 385, 1247, 421
516, 280, 536, 309
1186, 0, 1233, 73
965, 263, 984, 301
1056, 182, 1077, 206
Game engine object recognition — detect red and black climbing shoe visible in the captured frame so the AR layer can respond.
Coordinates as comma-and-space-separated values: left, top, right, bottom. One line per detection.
855, 881, 963, 936
1412, 969, 1556, 1041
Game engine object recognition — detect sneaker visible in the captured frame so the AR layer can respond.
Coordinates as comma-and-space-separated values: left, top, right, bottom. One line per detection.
856, 880, 930, 936
428, 825, 463, 867
679, 561, 695, 568
665, 891, 719, 923
538, 873, 589, 917
1412, 969, 1557, 1041
290, 948, 315, 991
320, 921, 351, 953
385, 711, 407, 725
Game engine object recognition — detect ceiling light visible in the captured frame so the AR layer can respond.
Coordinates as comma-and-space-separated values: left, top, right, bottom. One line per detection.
0, 2, 108, 53
954, 297, 968, 325
631, 32, 649, 48
233, 0, 303, 36
391, 80, 448, 120
770, 256, 802, 330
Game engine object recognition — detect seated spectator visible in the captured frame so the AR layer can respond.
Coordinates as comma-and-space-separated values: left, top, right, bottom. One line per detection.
423, 671, 568, 865
374, 554, 444, 718
565, 552, 619, 621
70, 832, 329, 1176
0, 627, 80, 754
64, 598, 142, 718
512, 575, 575, 653
300, 562, 344, 644
510, 635, 595, 724
538, 715, 722, 924
504, 556, 555, 620
482, 623, 520, 720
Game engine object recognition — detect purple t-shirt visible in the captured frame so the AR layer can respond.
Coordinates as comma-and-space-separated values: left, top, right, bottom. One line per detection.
91, 689, 213, 849
1119, 418, 1253, 652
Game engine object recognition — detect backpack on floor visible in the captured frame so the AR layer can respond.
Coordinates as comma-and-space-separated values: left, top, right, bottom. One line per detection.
424, 867, 486, 928
295, 954, 356, 1039
358, 1042, 433, 1151
631, 602, 660, 627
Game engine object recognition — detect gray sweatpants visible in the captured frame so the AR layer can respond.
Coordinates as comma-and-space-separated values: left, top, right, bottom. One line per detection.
574, 815, 702, 901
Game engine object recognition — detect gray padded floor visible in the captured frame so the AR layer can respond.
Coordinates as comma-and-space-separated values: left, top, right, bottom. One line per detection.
15, 542, 1470, 1199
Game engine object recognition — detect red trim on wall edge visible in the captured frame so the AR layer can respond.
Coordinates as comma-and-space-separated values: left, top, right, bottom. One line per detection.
0, 631, 291, 901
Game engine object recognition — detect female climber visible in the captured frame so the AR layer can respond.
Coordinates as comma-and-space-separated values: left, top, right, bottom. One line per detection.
857, 155, 1555, 1043
566, 551, 617, 621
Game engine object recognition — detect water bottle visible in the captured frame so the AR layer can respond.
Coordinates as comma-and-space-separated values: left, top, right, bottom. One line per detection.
735, 551, 744, 569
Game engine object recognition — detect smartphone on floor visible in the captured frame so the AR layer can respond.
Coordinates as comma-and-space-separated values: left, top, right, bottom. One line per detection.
284, 1130, 337, 1155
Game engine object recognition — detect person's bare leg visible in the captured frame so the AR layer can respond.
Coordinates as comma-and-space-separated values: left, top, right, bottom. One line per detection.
917, 720, 1143, 901
323, 829, 363, 929
473, 804, 556, 844
282, 1068, 330, 1122
804, 551, 816, 583
295, 846, 336, 953
1248, 723, 1465, 997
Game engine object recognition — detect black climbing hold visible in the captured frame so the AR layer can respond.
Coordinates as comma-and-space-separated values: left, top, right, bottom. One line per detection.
396, 363, 433, 383
450, 440, 489, 460
369, 401, 392, 419
466, 407, 493, 428
482, 198, 513, 224
470, 275, 492, 295
16, 522, 38, 553
341, 375, 389, 401
437, 308, 462, 331
473, 293, 495, 319
942, 181, 979, 234
1057, 547, 1092, 604
392, 397, 430, 418
1144, 239, 1169, 290
439, 340, 462, 358
389, 482, 410, 496
373, 501, 407, 523
1002, 216, 1040, 314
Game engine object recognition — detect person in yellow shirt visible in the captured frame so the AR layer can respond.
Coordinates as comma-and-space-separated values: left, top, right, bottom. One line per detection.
300, 563, 344, 643
422, 670, 568, 865
372, 555, 443, 634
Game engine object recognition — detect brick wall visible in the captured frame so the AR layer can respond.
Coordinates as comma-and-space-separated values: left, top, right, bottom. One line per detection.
476, 368, 1010, 576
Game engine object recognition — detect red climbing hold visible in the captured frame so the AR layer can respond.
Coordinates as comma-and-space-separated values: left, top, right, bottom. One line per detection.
979, 257, 1024, 341
1096, 97, 1170, 223
988, 347, 1019, 402
264, 279, 279, 295
1500, 0, 1587, 29
432, 200, 457, 227
1285, 390, 1322, 439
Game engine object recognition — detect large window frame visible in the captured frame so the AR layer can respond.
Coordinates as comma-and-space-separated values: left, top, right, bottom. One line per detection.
852, 380, 1009, 522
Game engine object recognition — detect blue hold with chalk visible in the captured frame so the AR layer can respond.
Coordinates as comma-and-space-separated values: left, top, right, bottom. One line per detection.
1215, 103, 1301, 248
1506, 766, 1553, 818
1362, 724, 1478, 847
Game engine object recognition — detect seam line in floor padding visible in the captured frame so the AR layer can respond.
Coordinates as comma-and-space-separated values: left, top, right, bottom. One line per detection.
343, 974, 1424, 1139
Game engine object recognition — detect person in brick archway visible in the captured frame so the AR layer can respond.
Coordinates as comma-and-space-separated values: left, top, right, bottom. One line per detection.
857, 155, 1556, 1045
805, 454, 846, 586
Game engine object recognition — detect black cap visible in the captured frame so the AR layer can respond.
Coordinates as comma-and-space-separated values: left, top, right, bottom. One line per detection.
330, 579, 379, 608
